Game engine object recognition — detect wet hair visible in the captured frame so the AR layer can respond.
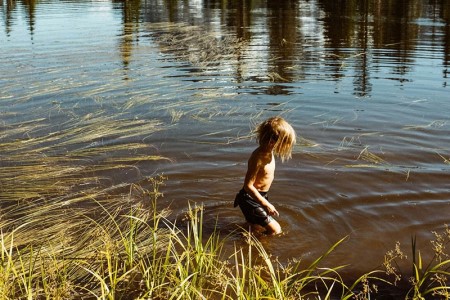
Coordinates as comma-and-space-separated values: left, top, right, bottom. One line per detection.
256, 116, 296, 162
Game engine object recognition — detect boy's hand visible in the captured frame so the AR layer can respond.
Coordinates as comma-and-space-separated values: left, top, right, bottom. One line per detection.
266, 203, 279, 217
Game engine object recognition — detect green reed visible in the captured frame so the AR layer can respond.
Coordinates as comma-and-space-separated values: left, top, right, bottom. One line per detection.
381, 229, 450, 300
3, 182, 450, 299
0, 175, 357, 299
409, 233, 450, 298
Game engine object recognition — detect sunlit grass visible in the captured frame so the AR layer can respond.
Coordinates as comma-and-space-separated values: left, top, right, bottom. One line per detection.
2, 190, 384, 299
436, 152, 450, 165
2, 168, 450, 299
148, 22, 248, 71
2, 100, 449, 299
0, 110, 389, 298
7, 190, 449, 299
403, 120, 447, 131
382, 229, 450, 299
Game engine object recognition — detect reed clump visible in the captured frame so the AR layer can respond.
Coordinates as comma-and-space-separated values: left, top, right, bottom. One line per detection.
382, 228, 450, 299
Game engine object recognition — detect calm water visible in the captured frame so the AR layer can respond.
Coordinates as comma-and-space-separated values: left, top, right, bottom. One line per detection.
2, 0, 450, 278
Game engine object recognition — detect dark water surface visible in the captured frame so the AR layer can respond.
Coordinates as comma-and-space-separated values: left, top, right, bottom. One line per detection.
2, 0, 450, 278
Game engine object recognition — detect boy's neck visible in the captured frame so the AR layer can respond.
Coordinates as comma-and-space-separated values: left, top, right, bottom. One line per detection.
258, 145, 274, 155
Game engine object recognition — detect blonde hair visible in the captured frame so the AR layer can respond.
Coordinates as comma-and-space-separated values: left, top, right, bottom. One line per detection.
256, 116, 296, 162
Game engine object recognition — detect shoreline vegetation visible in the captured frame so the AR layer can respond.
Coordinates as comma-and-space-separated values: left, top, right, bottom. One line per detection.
0, 106, 448, 299
2, 177, 450, 300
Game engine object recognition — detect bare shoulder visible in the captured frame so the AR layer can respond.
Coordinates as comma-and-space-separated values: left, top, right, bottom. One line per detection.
248, 147, 270, 166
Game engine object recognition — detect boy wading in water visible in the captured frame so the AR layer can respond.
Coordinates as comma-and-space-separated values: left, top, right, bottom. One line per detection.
234, 116, 296, 235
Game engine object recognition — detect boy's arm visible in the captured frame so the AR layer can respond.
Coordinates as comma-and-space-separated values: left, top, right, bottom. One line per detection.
243, 154, 279, 217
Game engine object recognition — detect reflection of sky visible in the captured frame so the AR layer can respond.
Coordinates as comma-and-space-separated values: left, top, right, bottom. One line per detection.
299, 0, 326, 47
1, 7, 28, 41
187, 0, 204, 19
1, 1, 119, 47
242, 14, 269, 80
188, 4, 273, 82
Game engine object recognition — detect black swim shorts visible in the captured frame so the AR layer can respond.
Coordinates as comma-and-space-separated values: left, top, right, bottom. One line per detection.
234, 188, 274, 227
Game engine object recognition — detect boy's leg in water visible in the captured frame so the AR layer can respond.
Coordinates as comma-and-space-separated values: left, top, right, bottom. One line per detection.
265, 219, 281, 235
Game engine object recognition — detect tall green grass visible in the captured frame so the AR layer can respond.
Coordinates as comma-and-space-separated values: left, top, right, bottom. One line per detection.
0, 192, 361, 299
3, 177, 450, 299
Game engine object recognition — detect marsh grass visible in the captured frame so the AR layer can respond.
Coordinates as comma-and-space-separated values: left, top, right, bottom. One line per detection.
2, 106, 449, 299
2, 180, 450, 299
3, 195, 386, 299
0, 115, 386, 299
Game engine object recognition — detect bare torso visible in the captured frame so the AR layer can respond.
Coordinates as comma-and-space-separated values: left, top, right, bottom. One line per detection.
242, 145, 280, 229
248, 148, 275, 192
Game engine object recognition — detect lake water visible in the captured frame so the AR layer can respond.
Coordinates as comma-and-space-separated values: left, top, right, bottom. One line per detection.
2, 0, 450, 282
